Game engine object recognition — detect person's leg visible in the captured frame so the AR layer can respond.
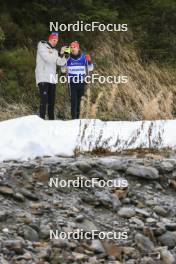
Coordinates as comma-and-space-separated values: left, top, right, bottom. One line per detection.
70, 83, 78, 119
38, 82, 48, 120
48, 83, 56, 120
77, 83, 85, 119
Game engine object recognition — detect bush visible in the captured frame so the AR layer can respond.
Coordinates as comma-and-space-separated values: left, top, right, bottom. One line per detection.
0, 27, 5, 49
0, 48, 38, 107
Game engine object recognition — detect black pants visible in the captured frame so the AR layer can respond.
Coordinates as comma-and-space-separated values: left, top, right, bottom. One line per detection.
70, 82, 85, 119
38, 82, 56, 120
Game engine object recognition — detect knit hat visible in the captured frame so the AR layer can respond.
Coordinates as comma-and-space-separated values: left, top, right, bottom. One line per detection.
48, 32, 59, 40
70, 41, 79, 48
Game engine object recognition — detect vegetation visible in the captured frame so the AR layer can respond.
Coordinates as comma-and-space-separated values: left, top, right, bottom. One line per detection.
0, 0, 175, 120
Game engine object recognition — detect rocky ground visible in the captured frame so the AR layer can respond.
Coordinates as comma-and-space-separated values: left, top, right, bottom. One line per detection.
0, 153, 176, 264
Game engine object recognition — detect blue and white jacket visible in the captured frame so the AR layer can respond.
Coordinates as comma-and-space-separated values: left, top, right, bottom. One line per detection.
61, 53, 93, 83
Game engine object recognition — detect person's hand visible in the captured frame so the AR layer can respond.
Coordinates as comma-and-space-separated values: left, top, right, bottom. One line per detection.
60, 46, 66, 55
86, 54, 91, 62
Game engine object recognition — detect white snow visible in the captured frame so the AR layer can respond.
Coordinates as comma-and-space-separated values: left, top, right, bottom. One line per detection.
0, 115, 175, 162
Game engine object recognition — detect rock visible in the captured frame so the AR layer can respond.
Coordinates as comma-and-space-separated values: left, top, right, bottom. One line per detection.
146, 199, 156, 206
153, 206, 167, 216
135, 200, 145, 209
135, 208, 150, 217
52, 238, 69, 248
111, 262, 122, 264
129, 217, 144, 227
136, 183, 142, 187
158, 231, 176, 249
170, 180, 176, 190
95, 191, 111, 207
30, 202, 44, 209
126, 165, 159, 180
0, 186, 13, 196
160, 161, 174, 173
115, 188, 128, 200
72, 252, 87, 261
0, 256, 9, 264
75, 161, 92, 173
50, 247, 66, 263
102, 241, 123, 260
157, 247, 175, 264
126, 260, 135, 264
154, 227, 166, 236
39, 224, 51, 239
16, 252, 33, 260
135, 233, 155, 253
109, 160, 127, 171
87, 256, 99, 264
146, 217, 157, 223
110, 193, 121, 211
155, 182, 163, 191
22, 213, 33, 225
118, 207, 136, 218
4, 239, 24, 254
37, 248, 51, 260
13, 192, 25, 202
94, 191, 121, 209
123, 246, 140, 259
2, 228, 9, 234
0, 211, 8, 221
75, 214, 84, 223
33, 166, 50, 181
23, 252, 33, 260
122, 197, 131, 204
21, 189, 39, 200
140, 257, 155, 264
165, 223, 176, 231
91, 239, 105, 253
77, 219, 98, 233
22, 225, 39, 241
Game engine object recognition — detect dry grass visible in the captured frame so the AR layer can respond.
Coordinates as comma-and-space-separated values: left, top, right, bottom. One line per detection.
0, 99, 32, 121
81, 32, 176, 120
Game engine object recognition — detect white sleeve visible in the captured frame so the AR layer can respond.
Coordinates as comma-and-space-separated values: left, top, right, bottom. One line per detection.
56, 56, 67, 66
37, 42, 58, 64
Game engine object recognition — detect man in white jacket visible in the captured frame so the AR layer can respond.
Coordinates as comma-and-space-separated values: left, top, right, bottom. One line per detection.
35, 32, 66, 120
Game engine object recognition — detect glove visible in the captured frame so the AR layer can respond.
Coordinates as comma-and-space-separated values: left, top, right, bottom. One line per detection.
64, 46, 71, 54
86, 54, 91, 62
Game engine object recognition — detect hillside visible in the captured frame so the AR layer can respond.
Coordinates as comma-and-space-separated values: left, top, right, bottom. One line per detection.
0, 31, 176, 121
0, 0, 176, 121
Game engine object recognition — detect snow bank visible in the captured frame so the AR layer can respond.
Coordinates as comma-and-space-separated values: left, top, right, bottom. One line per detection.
0, 115, 175, 162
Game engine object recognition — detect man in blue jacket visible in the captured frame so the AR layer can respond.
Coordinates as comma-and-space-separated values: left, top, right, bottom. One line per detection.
61, 41, 93, 119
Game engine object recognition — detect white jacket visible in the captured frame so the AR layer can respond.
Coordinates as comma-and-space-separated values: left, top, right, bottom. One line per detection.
35, 41, 66, 85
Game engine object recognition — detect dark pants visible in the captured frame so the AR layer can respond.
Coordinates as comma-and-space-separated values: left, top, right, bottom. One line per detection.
70, 82, 85, 119
38, 82, 56, 120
